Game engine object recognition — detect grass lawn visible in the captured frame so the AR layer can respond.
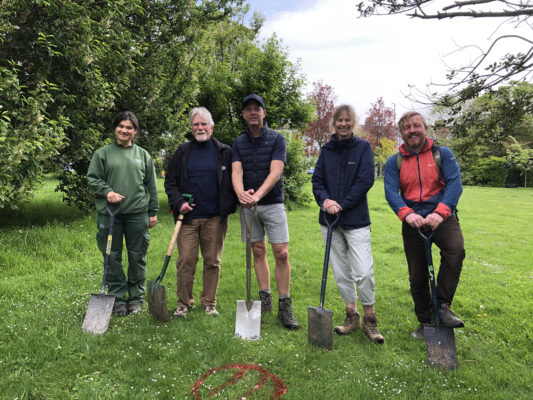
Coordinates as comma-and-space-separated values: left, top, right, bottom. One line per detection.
0, 178, 532, 399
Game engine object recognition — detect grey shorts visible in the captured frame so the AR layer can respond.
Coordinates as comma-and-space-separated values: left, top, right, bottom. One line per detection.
240, 203, 289, 244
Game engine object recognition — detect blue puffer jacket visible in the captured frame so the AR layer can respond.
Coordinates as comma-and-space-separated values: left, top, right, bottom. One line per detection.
312, 134, 375, 229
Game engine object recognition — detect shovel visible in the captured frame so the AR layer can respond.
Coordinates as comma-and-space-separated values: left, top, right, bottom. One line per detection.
235, 206, 261, 340
308, 212, 340, 350
418, 229, 459, 370
82, 201, 122, 334
147, 194, 193, 322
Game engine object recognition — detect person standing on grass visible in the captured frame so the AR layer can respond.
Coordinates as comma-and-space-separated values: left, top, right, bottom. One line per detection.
87, 111, 159, 316
231, 93, 299, 330
164, 107, 236, 318
312, 104, 384, 344
384, 111, 465, 340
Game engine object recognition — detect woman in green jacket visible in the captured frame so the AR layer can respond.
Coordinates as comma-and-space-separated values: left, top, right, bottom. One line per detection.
87, 111, 159, 316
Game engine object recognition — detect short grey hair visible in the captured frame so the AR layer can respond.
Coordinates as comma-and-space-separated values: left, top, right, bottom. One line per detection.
188, 107, 214, 127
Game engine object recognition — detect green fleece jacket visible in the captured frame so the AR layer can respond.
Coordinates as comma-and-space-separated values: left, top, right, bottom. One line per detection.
87, 142, 159, 216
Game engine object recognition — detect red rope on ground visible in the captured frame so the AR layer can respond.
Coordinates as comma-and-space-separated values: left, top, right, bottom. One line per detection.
191, 363, 287, 399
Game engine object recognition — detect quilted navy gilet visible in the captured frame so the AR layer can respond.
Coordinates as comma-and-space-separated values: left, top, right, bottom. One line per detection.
234, 125, 284, 205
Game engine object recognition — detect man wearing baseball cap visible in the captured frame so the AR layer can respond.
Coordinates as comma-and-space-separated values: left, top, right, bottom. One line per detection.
231, 93, 299, 330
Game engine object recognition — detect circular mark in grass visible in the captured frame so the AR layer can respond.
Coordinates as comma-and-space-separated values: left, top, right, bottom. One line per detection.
192, 363, 287, 399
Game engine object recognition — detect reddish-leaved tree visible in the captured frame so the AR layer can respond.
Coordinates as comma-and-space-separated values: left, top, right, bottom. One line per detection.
304, 81, 337, 156
363, 97, 397, 150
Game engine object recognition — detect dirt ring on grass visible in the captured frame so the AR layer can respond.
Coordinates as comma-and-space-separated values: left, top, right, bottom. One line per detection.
192, 363, 287, 399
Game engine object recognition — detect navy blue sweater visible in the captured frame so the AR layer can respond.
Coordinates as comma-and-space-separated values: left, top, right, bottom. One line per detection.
312, 134, 375, 229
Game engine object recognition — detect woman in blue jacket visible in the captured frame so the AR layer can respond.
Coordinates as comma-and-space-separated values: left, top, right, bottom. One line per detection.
311, 104, 384, 344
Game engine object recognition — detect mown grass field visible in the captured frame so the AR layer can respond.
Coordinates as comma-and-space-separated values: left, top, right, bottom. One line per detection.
0, 178, 532, 399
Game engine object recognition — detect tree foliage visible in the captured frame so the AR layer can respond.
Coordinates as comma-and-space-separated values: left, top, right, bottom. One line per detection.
373, 137, 397, 178
357, 1, 533, 104
304, 81, 337, 156
0, 0, 312, 210
282, 131, 312, 208
0, 66, 69, 207
363, 97, 397, 150
506, 136, 533, 188
437, 82, 533, 166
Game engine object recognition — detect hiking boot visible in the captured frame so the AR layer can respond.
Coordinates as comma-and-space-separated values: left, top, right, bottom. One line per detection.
363, 313, 385, 344
127, 303, 142, 315
113, 303, 128, 317
259, 290, 273, 312
174, 306, 188, 318
278, 298, 299, 330
438, 303, 464, 328
410, 324, 425, 340
205, 305, 219, 316
334, 308, 361, 335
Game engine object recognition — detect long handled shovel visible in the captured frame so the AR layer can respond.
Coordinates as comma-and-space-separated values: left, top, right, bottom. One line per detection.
308, 212, 340, 350
147, 194, 193, 322
82, 201, 122, 334
235, 206, 261, 340
418, 230, 459, 370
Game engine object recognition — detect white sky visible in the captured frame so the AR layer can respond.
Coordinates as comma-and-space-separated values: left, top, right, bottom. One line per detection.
246, 0, 531, 120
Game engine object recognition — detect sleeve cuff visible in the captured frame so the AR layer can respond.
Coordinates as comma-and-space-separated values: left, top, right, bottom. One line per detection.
398, 207, 414, 222
434, 203, 451, 219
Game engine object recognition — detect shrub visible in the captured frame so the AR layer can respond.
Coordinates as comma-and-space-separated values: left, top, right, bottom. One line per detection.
465, 156, 508, 187
282, 131, 311, 208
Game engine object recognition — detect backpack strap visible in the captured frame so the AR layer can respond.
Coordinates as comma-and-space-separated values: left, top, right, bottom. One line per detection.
396, 144, 441, 171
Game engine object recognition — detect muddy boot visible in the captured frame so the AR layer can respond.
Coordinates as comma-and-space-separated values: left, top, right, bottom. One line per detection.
259, 290, 273, 312
278, 298, 299, 330
334, 308, 361, 335
363, 313, 384, 344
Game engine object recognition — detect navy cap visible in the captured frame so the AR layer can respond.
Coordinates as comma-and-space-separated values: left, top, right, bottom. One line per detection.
243, 93, 265, 109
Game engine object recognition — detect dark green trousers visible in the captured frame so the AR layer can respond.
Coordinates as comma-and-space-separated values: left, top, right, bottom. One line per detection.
96, 212, 150, 306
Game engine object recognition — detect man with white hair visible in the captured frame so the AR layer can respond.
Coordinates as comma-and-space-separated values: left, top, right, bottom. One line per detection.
165, 107, 236, 318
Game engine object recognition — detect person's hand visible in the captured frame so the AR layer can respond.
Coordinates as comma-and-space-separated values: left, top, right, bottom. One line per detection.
237, 189, 257, 208
107, 191, 125, 203
148, 216, 157, 228
405, 213, 425, 229
424, 212, 443, 231
179, 201, 194, 214
322, 199, 341, 215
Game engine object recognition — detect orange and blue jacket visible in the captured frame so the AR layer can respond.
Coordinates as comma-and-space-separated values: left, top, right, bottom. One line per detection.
384, 138, 462, 221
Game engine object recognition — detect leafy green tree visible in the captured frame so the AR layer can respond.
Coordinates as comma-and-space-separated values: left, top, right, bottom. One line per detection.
1, 0, 312, 210
435, 82, 533, 180
506, 137, 533, 188
281, 131, 311, 208
0, 66, 69, 208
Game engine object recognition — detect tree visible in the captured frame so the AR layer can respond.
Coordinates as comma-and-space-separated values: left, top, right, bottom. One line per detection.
282, 131, 312, 208
374, 137, 397, 178
0, 67, 69, 207
507, 136, 533, 188
1, 1, 313, 209
363, 97, 397, 150
357, 1, 533, 104
437, 82, 533, 167
304, 81, 337, 156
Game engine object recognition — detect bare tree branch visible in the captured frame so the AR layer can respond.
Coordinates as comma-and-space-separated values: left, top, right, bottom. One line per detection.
356, 0, 533, 105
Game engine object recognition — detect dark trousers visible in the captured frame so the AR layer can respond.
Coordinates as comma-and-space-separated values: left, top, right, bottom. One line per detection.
97, 213, 150, 306
402, 215, 465, 323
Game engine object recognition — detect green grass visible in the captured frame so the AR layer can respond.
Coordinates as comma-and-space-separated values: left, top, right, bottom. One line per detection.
1, 178, 532, 399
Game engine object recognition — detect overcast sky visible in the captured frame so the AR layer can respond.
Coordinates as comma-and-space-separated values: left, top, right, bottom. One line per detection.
245, 0, 530, 120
